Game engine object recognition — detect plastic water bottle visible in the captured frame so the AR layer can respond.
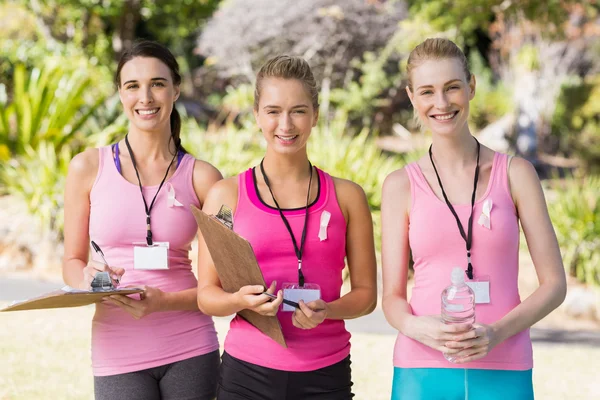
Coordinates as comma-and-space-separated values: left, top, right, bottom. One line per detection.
441, 267, 476, 362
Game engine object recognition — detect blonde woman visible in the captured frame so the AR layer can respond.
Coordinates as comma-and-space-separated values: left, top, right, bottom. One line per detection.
197, 55, 377, 400
382, 38, 566, 399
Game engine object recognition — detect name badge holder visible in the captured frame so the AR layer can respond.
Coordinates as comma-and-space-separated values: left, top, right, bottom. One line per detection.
124, 134, 176, 271
466, 275, 491, 304
133, 241, 170, 270
282, 282, 321, 312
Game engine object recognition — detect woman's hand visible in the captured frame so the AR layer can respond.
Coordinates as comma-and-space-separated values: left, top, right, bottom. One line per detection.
105, 286, 163, 319
79, 260, 124, 290
292, 299, 329, 329
444, 322, 499, 363
234, 281, 283, 316
408, 315, 474, 355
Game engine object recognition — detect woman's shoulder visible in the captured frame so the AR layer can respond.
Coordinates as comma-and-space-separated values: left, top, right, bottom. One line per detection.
68, 147, 100, 176
192, 158, 223, 183
330, 176, 367, 202
204, 175, 239, 211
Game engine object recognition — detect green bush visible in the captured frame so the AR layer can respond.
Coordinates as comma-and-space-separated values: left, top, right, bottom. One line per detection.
468, 52, 513, 131
1, 141, 71, 238
0, 63, 108, 161
548, 176, 600, 287
551, 75, 600, 174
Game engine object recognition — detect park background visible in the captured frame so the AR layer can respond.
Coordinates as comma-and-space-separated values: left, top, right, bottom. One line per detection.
0, 0, 599, 399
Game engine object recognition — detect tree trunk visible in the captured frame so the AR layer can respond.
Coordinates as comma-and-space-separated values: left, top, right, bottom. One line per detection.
113, 0, 142, 58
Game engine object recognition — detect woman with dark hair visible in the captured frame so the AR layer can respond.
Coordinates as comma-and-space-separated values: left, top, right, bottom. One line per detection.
62, 40, 222, 400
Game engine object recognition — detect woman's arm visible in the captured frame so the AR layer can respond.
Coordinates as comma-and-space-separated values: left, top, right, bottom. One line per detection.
63, 149, 124, 288
381, 169, 414, 332
493, 159, 566, 336
196, 178, 283, 317
449, 157, 567, 362
326, 179, 377, 319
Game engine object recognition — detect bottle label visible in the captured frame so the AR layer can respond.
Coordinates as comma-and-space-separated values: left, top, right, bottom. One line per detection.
445, 303, 464, 312
447, 287, 457, 300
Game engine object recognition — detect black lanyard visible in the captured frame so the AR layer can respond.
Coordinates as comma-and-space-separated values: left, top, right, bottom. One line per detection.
429, 138, 480, 280
124, 134, 178, 246
260, 159, 313, 287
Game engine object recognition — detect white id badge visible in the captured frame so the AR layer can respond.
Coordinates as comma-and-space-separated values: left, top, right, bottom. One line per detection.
466, 276, 491, 304
133, 242, 169, 270
281, 283, 321, 312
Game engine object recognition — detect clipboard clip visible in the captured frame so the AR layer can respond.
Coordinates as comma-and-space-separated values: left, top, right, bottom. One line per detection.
90, 272, 117, 292
213, 205, 234, 230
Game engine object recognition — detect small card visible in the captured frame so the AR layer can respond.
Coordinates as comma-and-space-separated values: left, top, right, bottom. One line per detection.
282, 283, 321, 312
466, 278, 490, 304
133, 242, 169, 270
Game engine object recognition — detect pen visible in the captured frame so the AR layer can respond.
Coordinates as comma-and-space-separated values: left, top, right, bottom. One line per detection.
91, 241, 119, 285
262, 292, 300, 309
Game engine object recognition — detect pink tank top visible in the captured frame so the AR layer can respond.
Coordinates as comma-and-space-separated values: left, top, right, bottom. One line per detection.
224, 167, 350, 371
88, 145, 218, 376
394, 152, 533, 370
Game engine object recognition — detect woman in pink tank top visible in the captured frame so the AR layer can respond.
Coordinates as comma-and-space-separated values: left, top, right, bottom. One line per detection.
381, 38, 566, 399
197, 56, 377, 400
63, 40, 221, 400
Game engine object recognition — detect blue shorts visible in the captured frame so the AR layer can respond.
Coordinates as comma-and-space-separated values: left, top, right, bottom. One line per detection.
391, 368, 534, 400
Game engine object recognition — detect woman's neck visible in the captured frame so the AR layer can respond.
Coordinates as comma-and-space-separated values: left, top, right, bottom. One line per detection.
125, 127, 175, 161
430, 132, 478, 169
261, 150, 311, 184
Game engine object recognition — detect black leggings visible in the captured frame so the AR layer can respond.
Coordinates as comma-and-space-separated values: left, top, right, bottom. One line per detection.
217, 352, 354, 400
94, 350, 220, 400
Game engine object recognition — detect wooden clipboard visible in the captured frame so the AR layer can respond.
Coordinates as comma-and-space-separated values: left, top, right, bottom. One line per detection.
191, 205, 287, 347
0, 287, 144, 312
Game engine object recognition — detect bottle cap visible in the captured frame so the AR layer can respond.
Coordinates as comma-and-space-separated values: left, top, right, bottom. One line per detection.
451, 267, 465, 285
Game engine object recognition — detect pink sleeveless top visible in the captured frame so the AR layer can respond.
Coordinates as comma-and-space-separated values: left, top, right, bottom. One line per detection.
394, 152, 533, 370
224, 167, 351, 371
88, 145, 219, 376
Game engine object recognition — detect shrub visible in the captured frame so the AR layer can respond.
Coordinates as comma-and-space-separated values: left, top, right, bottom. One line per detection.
548, 176, 600, 287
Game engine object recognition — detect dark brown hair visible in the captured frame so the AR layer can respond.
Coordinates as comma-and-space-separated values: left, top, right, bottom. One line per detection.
115, 40, 183, 152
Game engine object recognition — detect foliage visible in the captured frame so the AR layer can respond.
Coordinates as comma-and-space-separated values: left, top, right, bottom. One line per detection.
548, 177, 600, 287
308, 113, 406, 212
468, 51, 513, 130
0, 63, 108, 161
551, 75, 600, 173
1, 141, 71, 238
182, 119, 264, 179
12, 0, 221, 65
406, 0, 580, 45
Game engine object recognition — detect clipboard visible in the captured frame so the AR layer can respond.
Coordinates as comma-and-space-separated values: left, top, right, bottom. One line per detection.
191, 204, 287, 348
0, 286, 144, 312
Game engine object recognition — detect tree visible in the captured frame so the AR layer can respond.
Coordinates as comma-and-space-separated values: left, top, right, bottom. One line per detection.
407, 0, 600, 161
196, 0, 407, 88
